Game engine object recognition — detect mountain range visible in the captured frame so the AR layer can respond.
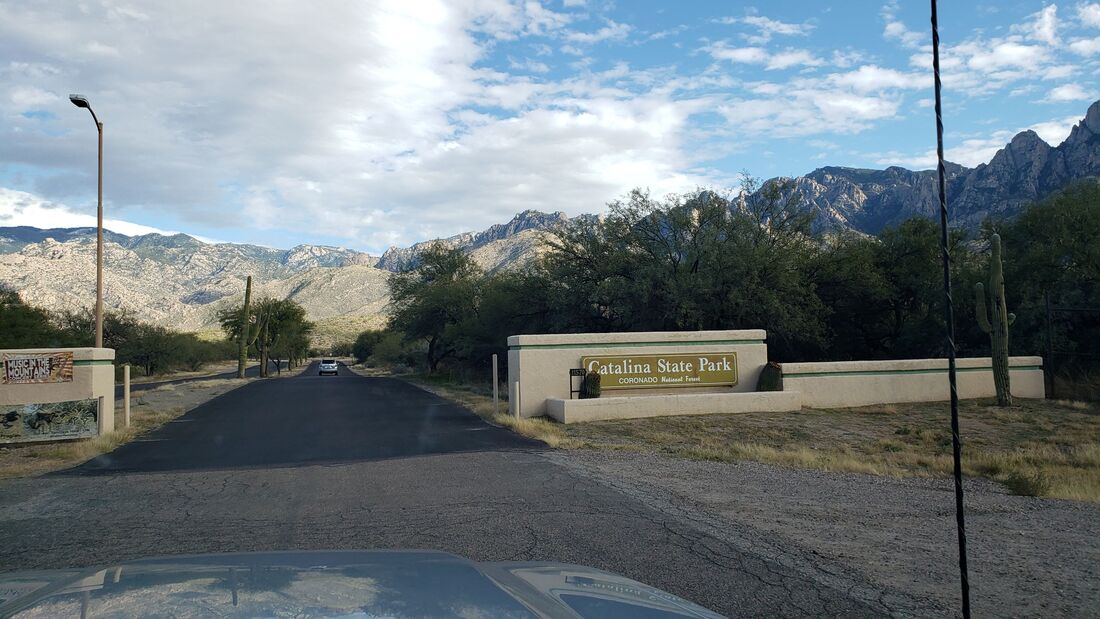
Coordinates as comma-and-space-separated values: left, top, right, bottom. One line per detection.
3, 99, 1098, 346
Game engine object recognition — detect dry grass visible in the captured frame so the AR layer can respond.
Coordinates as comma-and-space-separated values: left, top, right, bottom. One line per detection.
127, 360, 237, 384
400, 374, 1100, 503
564, 398, 1100, 503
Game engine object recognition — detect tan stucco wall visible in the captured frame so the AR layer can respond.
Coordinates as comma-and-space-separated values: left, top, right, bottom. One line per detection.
1, 348, 115, 434
547, 390, 802, 423
783, 356, 1044, 408
507, 330, 768, 418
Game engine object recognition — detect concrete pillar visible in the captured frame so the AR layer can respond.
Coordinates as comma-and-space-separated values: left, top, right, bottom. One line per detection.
492, 354, 499, 416
123, 364, 131, 428
513, 381, 520, 419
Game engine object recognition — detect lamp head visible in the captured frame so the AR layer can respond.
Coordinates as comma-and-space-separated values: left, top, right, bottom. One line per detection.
69, 94, 90, 109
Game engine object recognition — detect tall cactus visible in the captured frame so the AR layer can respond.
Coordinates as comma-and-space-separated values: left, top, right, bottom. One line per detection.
237, 275, 252, 379
975, 234, 1015, 406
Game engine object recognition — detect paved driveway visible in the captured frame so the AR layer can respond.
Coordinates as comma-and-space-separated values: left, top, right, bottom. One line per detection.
0, 362, 887, 617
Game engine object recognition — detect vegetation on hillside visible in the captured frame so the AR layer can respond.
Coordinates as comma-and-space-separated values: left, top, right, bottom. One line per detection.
0, 289, 236, 376
369, 180, 1100, 397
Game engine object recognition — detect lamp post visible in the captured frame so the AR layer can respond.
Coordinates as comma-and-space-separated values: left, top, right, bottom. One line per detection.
69, 94, 104, 348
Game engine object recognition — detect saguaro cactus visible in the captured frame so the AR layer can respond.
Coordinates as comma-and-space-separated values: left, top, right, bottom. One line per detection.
975, 234, 1015, 406
237, 275, 252, 379
581, 370, 602, 399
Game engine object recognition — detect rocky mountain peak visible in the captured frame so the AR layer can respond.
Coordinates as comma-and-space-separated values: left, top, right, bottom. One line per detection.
1084, 99, 1100, 135
1009, 129, 1046, 148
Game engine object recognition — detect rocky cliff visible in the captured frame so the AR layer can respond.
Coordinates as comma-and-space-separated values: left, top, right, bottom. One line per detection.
800, 99, 1100, 233
374, 209, 568, 272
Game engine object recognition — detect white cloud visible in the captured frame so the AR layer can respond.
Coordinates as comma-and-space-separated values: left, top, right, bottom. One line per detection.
714, 15, 813, 45
1069, 36, 1100, 55
830, 49, 866, 68
565, 20, 631, 44
1045, 83, 1092, 101
1029, 115, 1080, 144
1020, 5, 1060, 45
874, 115, 1082, 169
718, 71, 905, 140
521, 0, 571, 36
908, 33, 1060, 96
0, 0, 1094, 252
830, 65, 926, 92
646, 25, 687, 42
874, 133, 1014, 169
1078, 3, 1100, 28
508, 57, 550, 73
707, 44, 822, 70
0, 188, 175, 237
8, 86, 59, 108
966, 41, 1051, 70
1042, 64, 1078, 79
881, 1, 923, 48
710, 45, 768, 64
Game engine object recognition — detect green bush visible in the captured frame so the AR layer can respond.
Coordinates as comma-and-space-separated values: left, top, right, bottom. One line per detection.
368, 331, 421, 369
330, 341, 354, 357
1002, 469, 1052, 497
352, 330, 386, 363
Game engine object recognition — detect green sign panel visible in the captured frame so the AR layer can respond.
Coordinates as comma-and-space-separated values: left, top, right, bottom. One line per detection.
581, 352, 738, 390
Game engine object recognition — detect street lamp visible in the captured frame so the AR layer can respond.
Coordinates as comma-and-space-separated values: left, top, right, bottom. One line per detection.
69, 94, 104, 349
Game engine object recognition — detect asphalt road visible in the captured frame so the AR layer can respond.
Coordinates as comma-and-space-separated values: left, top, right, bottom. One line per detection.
0, 361, 887, 617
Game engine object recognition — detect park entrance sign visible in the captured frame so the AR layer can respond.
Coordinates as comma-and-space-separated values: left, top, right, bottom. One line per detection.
508, 330, 767, 419
581, 353, 738, 390
0, 348, 115, 444
508, 329, 1045, 423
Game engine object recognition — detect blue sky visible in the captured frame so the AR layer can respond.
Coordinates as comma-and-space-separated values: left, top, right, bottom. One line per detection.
1, 0, 1098, 253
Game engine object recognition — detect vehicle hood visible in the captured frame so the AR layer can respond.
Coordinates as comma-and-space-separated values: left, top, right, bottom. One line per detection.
0, 550, 726, 618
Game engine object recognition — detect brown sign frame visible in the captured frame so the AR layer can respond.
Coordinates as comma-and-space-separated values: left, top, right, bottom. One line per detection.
580, 352, 738, 390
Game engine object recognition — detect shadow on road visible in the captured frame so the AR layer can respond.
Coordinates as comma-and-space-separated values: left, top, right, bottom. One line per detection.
72, 362, 540, 475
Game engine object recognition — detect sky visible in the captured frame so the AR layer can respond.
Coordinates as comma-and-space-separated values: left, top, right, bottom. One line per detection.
0, 1, 1098, 253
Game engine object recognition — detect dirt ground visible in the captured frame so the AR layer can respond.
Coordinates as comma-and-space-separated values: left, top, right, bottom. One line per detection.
407, 378, 1100, 616
552, 449, 1100, 618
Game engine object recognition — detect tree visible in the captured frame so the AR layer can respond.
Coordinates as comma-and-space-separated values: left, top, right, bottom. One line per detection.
540, 183, 826, 359
995, 181, 1100, 358
0, 288, 73, 348
387, 243, 480, 372
218, 297, 312, 376
352, 330, 385, 363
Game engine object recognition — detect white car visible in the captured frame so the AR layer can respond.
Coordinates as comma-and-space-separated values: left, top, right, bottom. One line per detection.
318, 359, 339, 376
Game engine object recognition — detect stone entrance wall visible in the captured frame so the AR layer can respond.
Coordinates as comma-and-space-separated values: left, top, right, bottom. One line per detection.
1, 348, 115, 443
507, 330, 767, 418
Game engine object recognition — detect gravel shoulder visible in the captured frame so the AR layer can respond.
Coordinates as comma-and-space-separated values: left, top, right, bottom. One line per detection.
551, 448, 1100, 618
